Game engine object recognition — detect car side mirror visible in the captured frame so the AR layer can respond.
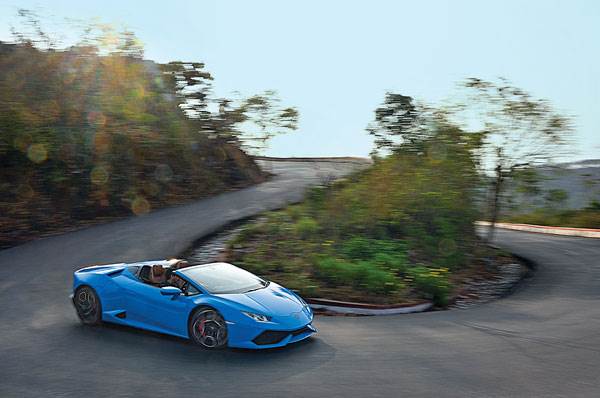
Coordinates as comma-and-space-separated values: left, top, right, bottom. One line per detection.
160, 286, 182, 298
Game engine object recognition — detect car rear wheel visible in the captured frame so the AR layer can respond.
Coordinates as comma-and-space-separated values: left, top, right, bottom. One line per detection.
189, 308, 228, 349
74, 286, 102, 325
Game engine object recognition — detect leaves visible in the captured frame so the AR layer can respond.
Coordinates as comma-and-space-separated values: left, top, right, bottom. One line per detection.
0, 26, 266, 247
456, 77, 574, 174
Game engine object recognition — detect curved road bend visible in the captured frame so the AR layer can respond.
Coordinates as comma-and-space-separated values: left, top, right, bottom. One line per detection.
1, 160, 599, 397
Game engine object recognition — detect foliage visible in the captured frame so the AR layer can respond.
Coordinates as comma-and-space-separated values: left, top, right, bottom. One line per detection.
406, 266, 451, 306
235, 91, 299, 155
0, 13, 298, 247
314, 256, 399, 295
294, 217, 319, 239
227, 123, 481, 305
512, 168, 543, 197
503, 203, 600, 229
544, 189, 569, 208
452, 78, 574, 240
367, 93, 422, 154
161, 62, 298, 155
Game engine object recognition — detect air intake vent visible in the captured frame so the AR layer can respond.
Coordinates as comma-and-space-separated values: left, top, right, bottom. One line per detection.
252, 330, 290, 345
106, 269, 124, 277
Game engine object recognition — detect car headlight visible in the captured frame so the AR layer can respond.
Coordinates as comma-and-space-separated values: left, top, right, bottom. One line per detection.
242, 311, 271, 322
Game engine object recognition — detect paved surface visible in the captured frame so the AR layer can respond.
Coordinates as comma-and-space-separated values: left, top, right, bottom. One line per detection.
1, 161, 599, 397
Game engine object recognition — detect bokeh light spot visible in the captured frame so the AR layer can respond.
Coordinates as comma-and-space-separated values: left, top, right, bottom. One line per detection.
90, 166, 109, 185
27, 144, 48, 163
132, 196, 151, 215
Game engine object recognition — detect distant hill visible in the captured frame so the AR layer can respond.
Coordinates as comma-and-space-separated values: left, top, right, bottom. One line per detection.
506, 159, 600, 212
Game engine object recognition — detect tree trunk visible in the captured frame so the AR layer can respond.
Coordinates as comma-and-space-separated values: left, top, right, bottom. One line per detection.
487, 165, 503, 243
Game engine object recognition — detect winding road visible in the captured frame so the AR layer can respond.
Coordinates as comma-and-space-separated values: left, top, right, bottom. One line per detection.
1, 160, 599, 398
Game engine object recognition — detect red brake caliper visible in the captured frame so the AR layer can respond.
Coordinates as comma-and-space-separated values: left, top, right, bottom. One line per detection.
197, 319, 207, 336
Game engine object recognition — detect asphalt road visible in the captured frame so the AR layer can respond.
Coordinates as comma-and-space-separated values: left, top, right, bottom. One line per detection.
1, 160, 599, 398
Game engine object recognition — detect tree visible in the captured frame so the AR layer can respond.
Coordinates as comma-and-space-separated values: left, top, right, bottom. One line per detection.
236, 90, 299, 155
367, 92, 483, 157
161, 63, 298, 155
160, 61, 214, 121
545, 189, 569, 210
455, 78, 573, 241
367, 93, 430, 156
0, 12, 275, 247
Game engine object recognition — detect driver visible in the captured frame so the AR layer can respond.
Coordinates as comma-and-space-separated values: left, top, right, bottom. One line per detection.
149, 264, 167, 285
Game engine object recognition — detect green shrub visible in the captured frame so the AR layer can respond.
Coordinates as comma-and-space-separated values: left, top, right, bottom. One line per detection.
314, 256, 399, 295
285, 205, 304, 221
306, 186, 328, 207
357, 261, 400, 294
314, 256, 355, 286
341, 237, 376, 259
372, 252, 408, 273
504, 207, 600, 229
294, 216, 320, 239
341, 237, 407, 260
407, 266, 451, 307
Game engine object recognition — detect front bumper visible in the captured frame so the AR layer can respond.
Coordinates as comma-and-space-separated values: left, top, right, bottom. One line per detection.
251, 324, 317, 346
227, 317, 317, 349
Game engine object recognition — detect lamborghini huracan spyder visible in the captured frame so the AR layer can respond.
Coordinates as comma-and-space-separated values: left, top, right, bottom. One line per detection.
71, 260, 315, 349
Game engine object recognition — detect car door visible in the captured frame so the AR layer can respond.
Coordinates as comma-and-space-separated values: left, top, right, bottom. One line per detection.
118, 272, 191, 336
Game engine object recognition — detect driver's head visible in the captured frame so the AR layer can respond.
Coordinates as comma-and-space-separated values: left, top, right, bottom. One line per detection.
151, 264, 165, 278
174, 260, 189, 269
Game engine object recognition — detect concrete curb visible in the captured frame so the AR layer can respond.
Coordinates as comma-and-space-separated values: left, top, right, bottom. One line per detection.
306, 298, 433, 316
476, 221, 600, 238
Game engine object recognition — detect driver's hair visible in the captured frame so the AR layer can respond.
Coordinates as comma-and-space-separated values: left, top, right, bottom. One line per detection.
173, 260, 190, 269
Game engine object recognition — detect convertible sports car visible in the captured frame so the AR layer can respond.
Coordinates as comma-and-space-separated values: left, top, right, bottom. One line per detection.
71, 259, 315, 349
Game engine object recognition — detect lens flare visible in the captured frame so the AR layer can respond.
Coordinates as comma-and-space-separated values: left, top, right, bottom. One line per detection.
131, 196, 150, 215
90, 166, 109, 185
27, 144, 48, 163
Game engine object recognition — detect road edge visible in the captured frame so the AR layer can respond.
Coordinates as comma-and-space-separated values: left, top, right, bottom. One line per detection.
476, 221, 600, 238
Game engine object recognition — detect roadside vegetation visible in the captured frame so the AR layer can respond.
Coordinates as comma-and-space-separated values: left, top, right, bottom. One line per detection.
0, 12, 297, 248
225, 81, 574, 306
227, 123, 489, 306
502, 200, 600, 229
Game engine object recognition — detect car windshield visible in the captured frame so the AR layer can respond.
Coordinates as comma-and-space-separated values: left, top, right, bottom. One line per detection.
180, 263, 267, 294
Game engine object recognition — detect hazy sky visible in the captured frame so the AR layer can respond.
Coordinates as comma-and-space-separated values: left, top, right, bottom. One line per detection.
1, 0, 598, 160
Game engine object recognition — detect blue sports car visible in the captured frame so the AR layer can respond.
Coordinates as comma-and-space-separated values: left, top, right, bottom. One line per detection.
71, 259, 315, 349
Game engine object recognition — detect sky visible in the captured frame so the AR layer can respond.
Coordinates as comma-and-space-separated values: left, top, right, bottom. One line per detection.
1, 0, 598, 161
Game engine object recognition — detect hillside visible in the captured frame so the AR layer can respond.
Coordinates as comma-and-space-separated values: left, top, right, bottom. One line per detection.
0, 41, 264, 248
507, 159, 600, 212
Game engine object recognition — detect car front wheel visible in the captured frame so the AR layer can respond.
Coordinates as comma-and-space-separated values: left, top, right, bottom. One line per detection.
74, 286, 102, 325
189, 308, 228, 349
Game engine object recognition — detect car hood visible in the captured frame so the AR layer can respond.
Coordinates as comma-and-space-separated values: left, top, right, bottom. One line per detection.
215, 283, 304, 316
